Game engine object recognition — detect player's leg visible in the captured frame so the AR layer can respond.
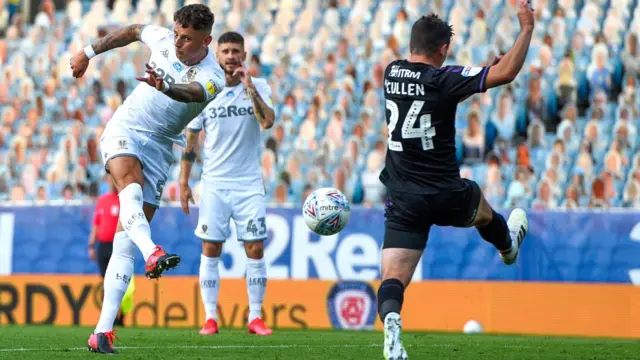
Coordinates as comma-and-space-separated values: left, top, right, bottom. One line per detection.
378, 192, 428, 360
96, 242, 111, 278
234, 189, 272, 335
90, 206, 158, 353
467, 180, 529, 264
99, 126, 159, 262
135, 138, 181, 278
106, 156, 159, 259
96, 242, 124, 326
195, 186, 231, 335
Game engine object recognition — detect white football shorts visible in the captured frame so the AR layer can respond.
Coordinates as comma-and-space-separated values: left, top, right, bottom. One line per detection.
100, 121, 174, 208
195, 185, 267, 242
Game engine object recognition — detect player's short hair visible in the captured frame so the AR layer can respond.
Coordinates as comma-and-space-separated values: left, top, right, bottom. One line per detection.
218, 32, 244, 47
410, 14, 454, 56
174, 4, 214, 33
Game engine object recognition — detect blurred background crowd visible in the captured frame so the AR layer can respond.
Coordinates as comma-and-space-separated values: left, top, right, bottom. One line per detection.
1, 0, 639, 209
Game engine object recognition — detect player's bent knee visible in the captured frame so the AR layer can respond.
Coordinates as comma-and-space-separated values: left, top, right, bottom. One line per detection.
202, 241, 223, 258
472, 194, 494, 228
107, 156, 144, 190
244, 240, 264, 259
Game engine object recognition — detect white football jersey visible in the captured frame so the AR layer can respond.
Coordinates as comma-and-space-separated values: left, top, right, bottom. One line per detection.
187, 78, 272, 189
110, 25, 225, 146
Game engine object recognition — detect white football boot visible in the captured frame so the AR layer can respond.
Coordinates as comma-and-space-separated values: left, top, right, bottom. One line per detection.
383, 312, 408, 360
500, 208, 529, 265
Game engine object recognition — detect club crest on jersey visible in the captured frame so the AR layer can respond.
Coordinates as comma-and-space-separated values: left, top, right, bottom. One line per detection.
160, 49, 169, 59
326, 281, 376, 330
182, 67, 200, 82
461, 66, 483, 77
173, 63, 183, 72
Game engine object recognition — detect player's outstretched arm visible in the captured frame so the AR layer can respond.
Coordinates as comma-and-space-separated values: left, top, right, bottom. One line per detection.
163, 83, 207, 103
485, 0, 535, 88
179, 128, 200, 214
71, 24, 146, 78
92, 24, 145, 56
136, 63, 209, 103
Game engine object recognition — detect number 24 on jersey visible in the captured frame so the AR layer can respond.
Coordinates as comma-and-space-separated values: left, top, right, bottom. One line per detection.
386, 99, 436, 152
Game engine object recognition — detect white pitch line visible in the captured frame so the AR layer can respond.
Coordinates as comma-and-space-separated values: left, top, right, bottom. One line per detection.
0, 344, 462, 353
0, 344, 377, 352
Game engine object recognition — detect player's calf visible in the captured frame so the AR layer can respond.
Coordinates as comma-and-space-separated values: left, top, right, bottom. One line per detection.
244, 241, 271, 335
377, 278, 405, 323
473, 195, 513, 253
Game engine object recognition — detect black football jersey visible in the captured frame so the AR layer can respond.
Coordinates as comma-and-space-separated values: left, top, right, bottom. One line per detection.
379, 59, 490, 194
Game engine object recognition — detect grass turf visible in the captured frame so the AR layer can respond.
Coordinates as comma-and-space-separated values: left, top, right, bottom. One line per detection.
0, 326, 639, 359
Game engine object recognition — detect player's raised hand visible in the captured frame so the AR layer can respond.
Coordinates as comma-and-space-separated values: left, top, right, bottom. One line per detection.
517, 0, 535, 30
180, 182, 195, 215
70, 50, 90, 78
136, 63, 166, 91
233, 66, 253, 88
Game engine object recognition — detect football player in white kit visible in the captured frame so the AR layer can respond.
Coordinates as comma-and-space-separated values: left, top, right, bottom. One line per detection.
179, 32, 275, 336
69, 4, 225, 353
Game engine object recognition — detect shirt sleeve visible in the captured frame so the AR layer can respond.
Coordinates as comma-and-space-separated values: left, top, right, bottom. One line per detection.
194, 65, 226, 103
253, 78, 273, 108
140, 25, 172, 48
187, 113, 205, 131
437, 65, 491, 101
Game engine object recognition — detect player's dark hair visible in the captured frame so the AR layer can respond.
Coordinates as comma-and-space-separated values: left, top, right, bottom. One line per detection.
174, 4, 214, 33
218, 31, 244, 47
410, 14, 454, 56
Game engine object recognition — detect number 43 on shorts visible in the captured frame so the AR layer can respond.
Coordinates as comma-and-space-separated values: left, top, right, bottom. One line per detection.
246, 217, 266, 237
386, 99, 436, 152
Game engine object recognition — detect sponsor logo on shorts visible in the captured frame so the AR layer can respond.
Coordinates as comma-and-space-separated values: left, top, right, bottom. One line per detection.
201, 224, 208, 234
326, 281, 376, 330
117, 139, 127, 150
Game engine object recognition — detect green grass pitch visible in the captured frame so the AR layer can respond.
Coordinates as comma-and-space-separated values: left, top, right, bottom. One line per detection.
0, 326, 639, 359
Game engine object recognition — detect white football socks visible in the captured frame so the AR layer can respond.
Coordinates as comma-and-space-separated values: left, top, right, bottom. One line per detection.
118, 183, 156, 260
200, 254, 220, 321
95, 232, 136, 333
246, 257, 267, 322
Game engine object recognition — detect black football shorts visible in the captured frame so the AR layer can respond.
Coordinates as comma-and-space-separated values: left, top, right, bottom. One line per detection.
383, 179, 481, 250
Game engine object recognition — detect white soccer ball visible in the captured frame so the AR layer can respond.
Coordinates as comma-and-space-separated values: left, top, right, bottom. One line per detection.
463, 320, 484, 334
302, 187, 351, 236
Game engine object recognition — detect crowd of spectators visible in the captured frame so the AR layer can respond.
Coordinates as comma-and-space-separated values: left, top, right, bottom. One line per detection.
1, 0, 639, 209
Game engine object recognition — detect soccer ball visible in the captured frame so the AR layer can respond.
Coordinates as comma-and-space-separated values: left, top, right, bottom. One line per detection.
302, 187, 351, 236
463, 320, 484, 334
